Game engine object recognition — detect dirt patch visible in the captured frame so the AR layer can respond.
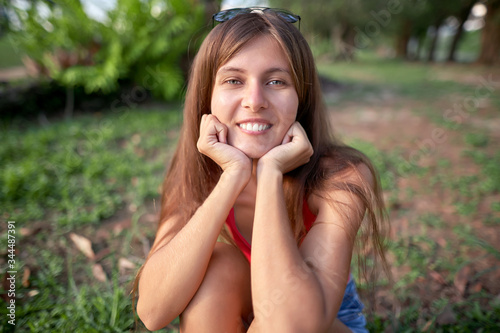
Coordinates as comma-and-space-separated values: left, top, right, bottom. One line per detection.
327, 95, 500, 324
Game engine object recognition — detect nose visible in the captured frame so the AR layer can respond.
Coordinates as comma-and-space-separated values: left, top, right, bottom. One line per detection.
241, 81, 268, 112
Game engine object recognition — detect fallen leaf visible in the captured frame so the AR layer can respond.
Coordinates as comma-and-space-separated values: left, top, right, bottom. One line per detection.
22, 267, 31, 287
429, 270, 446, 285
20, 227, 34, 237
69, 233, 95, 260
119, 257, 136, 274
112, 219, 132, 234
470, 282, 482, 293
94, 248, 111, 262
454, 265, 471, 296
421, 320, 433, 331
28, 290, 39, 297
436, 237, 447, 248
92, 264, 107, 282
20, 223, 45, 237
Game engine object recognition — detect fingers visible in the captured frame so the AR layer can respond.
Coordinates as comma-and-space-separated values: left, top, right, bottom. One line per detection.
199, 114, 227, 145
258, 121, 314, 174
215, 122, 227, 144
282, 122, 312, 152
281, 124, 294, 145
197, 114, 252, 177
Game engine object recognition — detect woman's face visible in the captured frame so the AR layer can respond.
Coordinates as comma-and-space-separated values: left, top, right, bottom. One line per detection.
211, 35, 299, 159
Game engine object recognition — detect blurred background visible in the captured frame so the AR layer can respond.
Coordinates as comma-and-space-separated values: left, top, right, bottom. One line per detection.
0, 0, 499, 332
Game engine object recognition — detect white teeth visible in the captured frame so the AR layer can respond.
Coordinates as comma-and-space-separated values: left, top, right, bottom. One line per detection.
239, 123, 270, 132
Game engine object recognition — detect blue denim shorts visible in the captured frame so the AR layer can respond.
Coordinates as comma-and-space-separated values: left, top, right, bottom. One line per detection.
337, 276, 368, 333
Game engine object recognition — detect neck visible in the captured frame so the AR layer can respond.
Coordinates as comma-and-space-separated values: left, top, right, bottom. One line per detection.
251, 158, 258, 181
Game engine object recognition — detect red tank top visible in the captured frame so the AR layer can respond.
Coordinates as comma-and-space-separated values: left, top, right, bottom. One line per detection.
225, 201, 317, 262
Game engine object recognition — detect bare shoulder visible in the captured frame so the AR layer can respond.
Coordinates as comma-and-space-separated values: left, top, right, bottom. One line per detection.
307, 160, 374, 226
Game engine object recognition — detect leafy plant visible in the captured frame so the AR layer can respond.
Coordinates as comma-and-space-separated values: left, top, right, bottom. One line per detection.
8, 0, 206, 100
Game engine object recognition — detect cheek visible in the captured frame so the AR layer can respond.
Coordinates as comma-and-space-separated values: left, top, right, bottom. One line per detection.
284, 103, 298, 124
285, 94, 299, 121
210, 92, 233, 122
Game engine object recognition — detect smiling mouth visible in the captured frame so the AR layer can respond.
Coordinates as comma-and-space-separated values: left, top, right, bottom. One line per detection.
238, 123, 272, 132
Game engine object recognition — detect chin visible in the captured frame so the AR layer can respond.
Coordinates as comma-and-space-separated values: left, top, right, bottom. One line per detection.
237, 146, 271, 160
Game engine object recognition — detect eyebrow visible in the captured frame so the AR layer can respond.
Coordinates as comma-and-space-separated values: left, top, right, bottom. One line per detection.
217, 66, 291, 76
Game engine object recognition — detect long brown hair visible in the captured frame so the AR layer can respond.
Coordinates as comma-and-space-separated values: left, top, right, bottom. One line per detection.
133, 10, 389, 312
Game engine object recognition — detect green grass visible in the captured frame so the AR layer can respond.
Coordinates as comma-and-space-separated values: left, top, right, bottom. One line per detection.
1, 108, 181, 230
3, 249, 134, 332
318, 54, 498, 106
0, 107, 181, 332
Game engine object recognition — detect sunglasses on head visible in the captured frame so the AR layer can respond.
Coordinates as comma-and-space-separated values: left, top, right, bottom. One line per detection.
212, 7, 301, 30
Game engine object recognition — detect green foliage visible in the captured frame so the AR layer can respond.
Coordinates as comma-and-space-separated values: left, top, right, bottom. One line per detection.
0, 35, 24, 68
0, 108, 181, 230
8, 0, 206, 100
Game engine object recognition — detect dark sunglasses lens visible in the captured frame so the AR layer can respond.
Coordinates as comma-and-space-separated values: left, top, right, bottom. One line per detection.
276, 12, 299, 23
213, 8, 300, 25
213, 8, 245, 22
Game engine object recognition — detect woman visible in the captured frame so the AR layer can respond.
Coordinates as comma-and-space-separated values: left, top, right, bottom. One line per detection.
135, 7, 388, 332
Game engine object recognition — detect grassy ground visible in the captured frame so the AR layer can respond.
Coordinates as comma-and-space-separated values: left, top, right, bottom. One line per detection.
1, 56, 499, 332
319, 55, 500, 332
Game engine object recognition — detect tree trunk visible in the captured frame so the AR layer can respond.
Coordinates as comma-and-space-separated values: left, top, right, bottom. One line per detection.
477, 1, 500, 65
447, 1, 475, 62
415, 35, 426, 61
333, 22, 356, 62
395, 21, 411, 59
427, 17, 444, 62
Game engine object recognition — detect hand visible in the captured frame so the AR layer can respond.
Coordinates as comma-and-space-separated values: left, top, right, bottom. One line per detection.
197, 114, 252, 178
258, 121, 313, 175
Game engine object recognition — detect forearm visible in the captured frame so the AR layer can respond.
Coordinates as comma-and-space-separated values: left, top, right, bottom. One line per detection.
249, 166, 326, 331
137, 170, 248, 328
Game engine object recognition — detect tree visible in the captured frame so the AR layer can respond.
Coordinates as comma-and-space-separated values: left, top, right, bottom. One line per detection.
0, 1, 11, 37
271, 0, 384, 61
8, 0, 206, 117
393, 0, 428, 60
477, 0, 500, 65
446, 0, 476, 62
